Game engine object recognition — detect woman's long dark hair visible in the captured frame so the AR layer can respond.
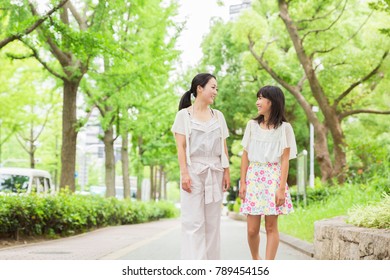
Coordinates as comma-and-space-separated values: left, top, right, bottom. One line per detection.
178, 73, 216, 111
254, 85, 287, 129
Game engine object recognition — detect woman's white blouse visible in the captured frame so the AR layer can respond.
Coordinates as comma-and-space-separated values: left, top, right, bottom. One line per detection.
171, 108, 230, 168
241, 120, 297, 163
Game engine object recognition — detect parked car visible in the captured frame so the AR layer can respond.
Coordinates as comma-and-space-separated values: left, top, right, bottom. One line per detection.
0, 167, 54, 195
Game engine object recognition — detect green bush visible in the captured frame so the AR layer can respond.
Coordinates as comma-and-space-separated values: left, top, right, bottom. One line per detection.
347, 193, 390, 229
233, 197, 241, 213
0, 192, 179, 238
289, 183, 341, 207
227, 201, 234, 211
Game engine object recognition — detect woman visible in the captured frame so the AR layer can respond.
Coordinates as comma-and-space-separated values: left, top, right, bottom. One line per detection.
171, 73, 230, 260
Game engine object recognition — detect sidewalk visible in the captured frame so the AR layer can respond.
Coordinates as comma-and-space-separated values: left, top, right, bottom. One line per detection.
0, 216, 313, 260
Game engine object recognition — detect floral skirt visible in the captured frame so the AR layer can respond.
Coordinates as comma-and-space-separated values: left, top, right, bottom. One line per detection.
240, 162, 294, 216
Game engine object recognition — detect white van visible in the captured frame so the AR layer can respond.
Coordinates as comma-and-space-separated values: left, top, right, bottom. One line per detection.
0, 167, 54, 195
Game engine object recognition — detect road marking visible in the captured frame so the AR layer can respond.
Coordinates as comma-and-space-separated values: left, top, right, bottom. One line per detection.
98, 223, 180, 260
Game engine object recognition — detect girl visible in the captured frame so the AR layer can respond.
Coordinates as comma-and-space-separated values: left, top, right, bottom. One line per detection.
239, 85, 297, 260
171, 73, 230, 260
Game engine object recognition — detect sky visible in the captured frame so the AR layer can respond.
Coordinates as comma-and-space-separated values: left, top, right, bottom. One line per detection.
175, 0, 241, 69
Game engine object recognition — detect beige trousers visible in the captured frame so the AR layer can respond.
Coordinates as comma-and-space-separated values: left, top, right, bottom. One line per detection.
180, 157, 224, 260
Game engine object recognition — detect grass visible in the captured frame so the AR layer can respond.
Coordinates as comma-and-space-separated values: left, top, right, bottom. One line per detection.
278, 183, 384, 242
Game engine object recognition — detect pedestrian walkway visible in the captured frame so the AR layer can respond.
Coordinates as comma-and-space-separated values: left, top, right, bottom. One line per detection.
0, 216, 312, 260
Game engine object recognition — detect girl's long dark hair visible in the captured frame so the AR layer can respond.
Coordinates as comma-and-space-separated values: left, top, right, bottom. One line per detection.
254, 85, 287, 129
178, 73, 216, 111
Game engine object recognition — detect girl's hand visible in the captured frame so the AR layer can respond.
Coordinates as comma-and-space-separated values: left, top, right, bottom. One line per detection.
239, 181, 246, 200
181, 173, 192, 193
222, 168, 230, 192
275, 188, 286, 207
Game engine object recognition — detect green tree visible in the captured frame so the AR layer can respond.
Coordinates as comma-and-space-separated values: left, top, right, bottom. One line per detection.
0, 0, 68, 49
201, 0, 390, 182
82, 0, 180, 197
1, 1, 131, 191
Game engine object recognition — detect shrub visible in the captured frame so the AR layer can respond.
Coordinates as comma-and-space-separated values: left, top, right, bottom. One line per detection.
0, 193, 179, 239
347, 193, 390, 229
233, 197, 241, 213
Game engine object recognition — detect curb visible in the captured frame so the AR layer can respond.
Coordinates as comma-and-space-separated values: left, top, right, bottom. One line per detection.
227, 211, 314, 258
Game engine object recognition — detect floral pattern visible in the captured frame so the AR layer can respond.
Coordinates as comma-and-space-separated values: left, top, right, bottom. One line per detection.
240, 162, 294, 216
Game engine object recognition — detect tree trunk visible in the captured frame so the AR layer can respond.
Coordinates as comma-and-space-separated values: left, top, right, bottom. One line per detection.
136, 136, 143, 200
103, 125, 115, 197
278, 0, 346, 182
313, 122, 333, 181
60, 79, 80, 191
163, 170, 167, 200
328, 113, 347, 182
122, 132, 131, 199
30, 124, 35, 169
159, 165, 163, 201
150, 165, 154, 200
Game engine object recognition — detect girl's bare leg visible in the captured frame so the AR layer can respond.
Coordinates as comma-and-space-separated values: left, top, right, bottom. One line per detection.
264, 215, 279, 260
247, 215, 262, 260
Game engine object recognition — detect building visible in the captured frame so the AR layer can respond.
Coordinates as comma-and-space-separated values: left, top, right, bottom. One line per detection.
229, 0, 252, 21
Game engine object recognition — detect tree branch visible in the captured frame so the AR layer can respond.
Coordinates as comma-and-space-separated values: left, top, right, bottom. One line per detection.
28, 2, 71, 66
15, 134, 30, 154
19, 39, 66, 80
67, 0, 88, 30
248, 36, 297, 94
301, 0, 347, 43
310, 10, 373, 57
334, 50, 389, 107
0, 0, 69, 49
340, 109, 390, 119
32, 105, 54, 142
297, 74, 306, 92
296, 0, 344, 25
248, 35, 320, 124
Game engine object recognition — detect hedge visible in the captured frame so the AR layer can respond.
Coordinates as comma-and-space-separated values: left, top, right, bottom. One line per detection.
0, 192, 179, 239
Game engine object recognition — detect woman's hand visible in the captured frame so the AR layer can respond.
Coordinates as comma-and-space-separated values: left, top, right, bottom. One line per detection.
181, 172, 192, 193
275, 188, 286, 207
222, 168, 230, 192
239, 181, 246, 200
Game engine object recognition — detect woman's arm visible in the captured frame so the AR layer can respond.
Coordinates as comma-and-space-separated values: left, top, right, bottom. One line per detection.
276, 148, 290, 207
239, 150, 249, 200
223, 139, 230, 192
174, 133, 192, 193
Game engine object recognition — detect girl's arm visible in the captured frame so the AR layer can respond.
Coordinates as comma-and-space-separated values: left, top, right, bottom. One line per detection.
223, 139, 230, 191
174, 133, 192, 193
239, 150, 249, 200
276, 147, 290, 206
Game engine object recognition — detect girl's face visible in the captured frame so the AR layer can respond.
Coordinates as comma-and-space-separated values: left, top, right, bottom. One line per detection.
256, 95, 272, 116
198, 78, 218, 105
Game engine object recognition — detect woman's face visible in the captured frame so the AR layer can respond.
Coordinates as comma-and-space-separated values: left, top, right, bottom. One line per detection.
198, 78, 218, 105
256, 95, 272, 116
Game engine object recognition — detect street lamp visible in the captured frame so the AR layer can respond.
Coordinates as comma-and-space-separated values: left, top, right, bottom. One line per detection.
309, 106, 319, 188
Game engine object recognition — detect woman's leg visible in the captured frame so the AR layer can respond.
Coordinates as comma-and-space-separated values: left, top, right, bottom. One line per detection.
247, 214, 262, 260
180, 180, 206, 260
205, 200, 222, 259
264, 215, 279, 260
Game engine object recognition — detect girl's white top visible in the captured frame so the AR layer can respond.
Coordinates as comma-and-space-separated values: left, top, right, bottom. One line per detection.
171, 108, 230, 168
241, 120, 297, 163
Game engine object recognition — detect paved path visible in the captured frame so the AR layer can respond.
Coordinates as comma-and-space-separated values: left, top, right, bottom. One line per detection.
0, 216, 312, 260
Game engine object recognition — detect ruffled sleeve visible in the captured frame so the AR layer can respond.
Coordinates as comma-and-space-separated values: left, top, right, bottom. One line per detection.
171, 110, 186, 135
241, 120, 252, 151
218, 111, 229, 139
280, 122, 297, 160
